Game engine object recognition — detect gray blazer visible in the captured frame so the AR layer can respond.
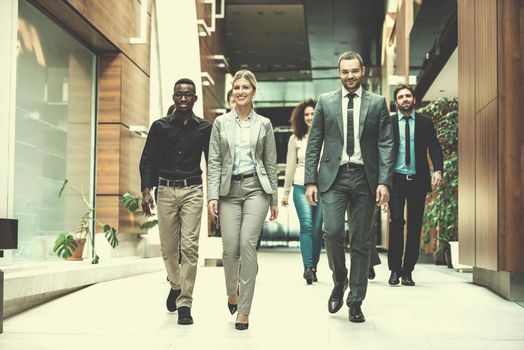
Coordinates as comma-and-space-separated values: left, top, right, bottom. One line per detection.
304, 89, 394, 193
207, 111, 278, 206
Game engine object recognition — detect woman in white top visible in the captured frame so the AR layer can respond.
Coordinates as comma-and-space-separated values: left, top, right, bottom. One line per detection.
281, 99, 323, 284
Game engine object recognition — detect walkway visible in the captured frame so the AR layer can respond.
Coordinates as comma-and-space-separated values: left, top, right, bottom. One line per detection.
1, 251, 523, 349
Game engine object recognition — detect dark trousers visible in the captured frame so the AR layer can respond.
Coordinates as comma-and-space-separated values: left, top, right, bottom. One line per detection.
387, 173, 427, 273
322, 165, 375, 306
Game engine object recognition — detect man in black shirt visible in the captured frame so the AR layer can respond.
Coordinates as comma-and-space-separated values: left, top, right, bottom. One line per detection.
140, 78, 212, 325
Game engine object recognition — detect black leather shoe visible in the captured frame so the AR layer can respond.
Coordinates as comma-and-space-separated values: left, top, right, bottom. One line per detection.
303, 267, 315, 285
228, 302, 238, 315
328, 279, 348, 314
312, 268, 318, 282
177, 306, 193, 325
401, 272, 416, 286
166, 288, 181, 312
235, 322, 249, 330
348, 303, 365, 323
388, 271, 400, 286
368, 266, 376, 280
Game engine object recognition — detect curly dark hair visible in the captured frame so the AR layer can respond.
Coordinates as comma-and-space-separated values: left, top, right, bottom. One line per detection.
290, 98, 317, 140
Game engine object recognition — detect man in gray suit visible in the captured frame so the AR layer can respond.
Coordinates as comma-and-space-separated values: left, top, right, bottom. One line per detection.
305, 51, 394, 323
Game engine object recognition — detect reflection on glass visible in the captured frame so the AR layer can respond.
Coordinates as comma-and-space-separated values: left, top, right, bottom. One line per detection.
14, 0, 96, 261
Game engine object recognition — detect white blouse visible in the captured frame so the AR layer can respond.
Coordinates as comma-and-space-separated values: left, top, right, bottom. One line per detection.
283, 134, 308, 198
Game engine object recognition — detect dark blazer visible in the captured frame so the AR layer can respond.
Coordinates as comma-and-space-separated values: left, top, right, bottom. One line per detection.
304, 88, 395, 193
392, 112, 443, 193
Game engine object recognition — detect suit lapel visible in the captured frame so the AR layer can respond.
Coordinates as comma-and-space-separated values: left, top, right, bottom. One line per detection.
414, 112, 421, 155
226, 112, 236, 159
250, 112, 262, 157
392, 114, 400, 150
359, 90, 370, 137
332, 90, 343, 139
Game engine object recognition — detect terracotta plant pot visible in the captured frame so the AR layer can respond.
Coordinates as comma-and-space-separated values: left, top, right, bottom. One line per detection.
67, 238, 86, 261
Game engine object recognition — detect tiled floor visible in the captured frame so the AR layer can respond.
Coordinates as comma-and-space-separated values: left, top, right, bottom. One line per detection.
1, 251, 523, 350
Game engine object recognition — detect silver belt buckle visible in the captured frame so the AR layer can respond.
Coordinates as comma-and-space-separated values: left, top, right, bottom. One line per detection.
405, 174, 413, 181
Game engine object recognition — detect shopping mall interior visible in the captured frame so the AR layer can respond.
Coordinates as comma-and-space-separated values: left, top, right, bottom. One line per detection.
0, 0, 523, 348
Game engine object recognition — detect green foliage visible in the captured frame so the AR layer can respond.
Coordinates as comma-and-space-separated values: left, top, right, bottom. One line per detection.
122, 193, 140, 213
122, 192, 159, 230
53, 180, 119, 263
419, 98, 458, 254
52, 233, 78, 259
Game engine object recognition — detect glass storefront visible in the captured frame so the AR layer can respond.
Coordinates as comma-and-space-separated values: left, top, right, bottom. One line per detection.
14, 0, 96, 261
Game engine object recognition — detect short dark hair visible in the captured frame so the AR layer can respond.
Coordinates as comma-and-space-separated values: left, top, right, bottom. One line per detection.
338, 51, 364, 69
174, 78, 196, 92
290, 98, 316, 140
393, 84, 415, 101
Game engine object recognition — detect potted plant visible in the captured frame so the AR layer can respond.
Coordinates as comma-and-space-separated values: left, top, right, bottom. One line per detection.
419, 98, 458, 267
52, 180, 119, 264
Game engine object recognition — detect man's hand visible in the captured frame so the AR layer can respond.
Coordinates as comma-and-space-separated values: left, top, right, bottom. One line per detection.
208, 200, 219, 220
432, 171, 443, 189
305, 184, 318, 206
269, 205, 279, 221
142, 189, 154, 216
376, 184, 390, 206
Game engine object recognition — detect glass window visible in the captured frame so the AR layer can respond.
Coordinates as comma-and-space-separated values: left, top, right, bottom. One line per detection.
14, 0, 96, 261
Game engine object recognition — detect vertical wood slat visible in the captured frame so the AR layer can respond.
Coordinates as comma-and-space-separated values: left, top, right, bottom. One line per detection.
497, 0, 524, 271
475, 99, 498, 270
475, 0, 497, 112
458, 0, 476, 265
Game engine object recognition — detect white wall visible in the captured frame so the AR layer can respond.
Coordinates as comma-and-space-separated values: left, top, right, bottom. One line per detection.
0, 0, 18, 265
152, 0, 204, 119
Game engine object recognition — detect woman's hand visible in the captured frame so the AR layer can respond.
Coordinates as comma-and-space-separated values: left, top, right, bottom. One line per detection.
269, 205, 279, 221
208, 200, 219, 219
281, 197, 289, 207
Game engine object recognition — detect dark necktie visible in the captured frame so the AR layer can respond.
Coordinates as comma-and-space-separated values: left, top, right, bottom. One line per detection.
403, 115, 411, 165
346, 93, 356, 157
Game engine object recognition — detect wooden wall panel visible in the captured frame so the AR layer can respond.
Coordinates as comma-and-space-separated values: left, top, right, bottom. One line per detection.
121, 56, 150, 127
120, 126, 146, 196
497, 0, 524, 271
65, 0, 151, 74
475, 0, 497, 112
475, 99, 498, 270
96, 124, 120, 195
98, 54, 122, 123
458, 0, 476, 265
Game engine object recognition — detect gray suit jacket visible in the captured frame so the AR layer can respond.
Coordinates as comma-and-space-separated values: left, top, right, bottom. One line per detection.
207, 111, 278, 205
304, 88, 394, 193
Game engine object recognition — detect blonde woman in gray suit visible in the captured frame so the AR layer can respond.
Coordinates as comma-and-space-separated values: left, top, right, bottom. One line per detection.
208, 70, 278, 330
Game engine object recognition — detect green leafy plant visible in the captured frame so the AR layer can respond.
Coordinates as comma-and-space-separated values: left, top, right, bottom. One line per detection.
419, 98, 458, 258
53, 179, 119, 263
122, 192, 158, 229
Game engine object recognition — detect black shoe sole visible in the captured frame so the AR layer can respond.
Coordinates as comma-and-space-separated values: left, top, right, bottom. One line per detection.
178, 318, 194, 325
306, 278, 313, 285
349, 316, 366, 323
235, 322, 249, 330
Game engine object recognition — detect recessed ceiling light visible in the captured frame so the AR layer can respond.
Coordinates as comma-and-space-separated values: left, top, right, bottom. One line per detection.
241, 64, 249, 68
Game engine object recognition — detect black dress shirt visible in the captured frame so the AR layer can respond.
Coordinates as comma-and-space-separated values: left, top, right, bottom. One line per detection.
140, 113, 212, 191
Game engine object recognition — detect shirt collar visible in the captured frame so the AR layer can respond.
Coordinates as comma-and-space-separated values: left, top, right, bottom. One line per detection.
398, 110, 415, 120
233, 108, 254, 121
172, 112, 201, 124
342, 85, 362, 98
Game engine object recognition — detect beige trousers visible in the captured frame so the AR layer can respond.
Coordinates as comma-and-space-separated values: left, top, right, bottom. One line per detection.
157, 183, 203, 308
219, 176, 270, 315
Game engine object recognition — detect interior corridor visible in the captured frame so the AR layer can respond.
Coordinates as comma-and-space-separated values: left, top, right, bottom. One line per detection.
1, 251, 523, 350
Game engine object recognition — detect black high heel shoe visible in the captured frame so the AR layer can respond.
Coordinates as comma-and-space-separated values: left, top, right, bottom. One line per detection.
228, 302, 238, 315
235, 322, 249, 330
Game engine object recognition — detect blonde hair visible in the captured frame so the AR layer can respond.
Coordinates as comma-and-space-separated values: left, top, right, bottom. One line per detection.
232, 70, 257, 90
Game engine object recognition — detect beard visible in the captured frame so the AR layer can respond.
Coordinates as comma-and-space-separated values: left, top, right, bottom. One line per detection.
397, 102, 414, 114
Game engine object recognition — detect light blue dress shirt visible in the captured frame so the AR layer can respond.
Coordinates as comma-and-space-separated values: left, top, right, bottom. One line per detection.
394, 111, 416, 175
232, 111, 256, 175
